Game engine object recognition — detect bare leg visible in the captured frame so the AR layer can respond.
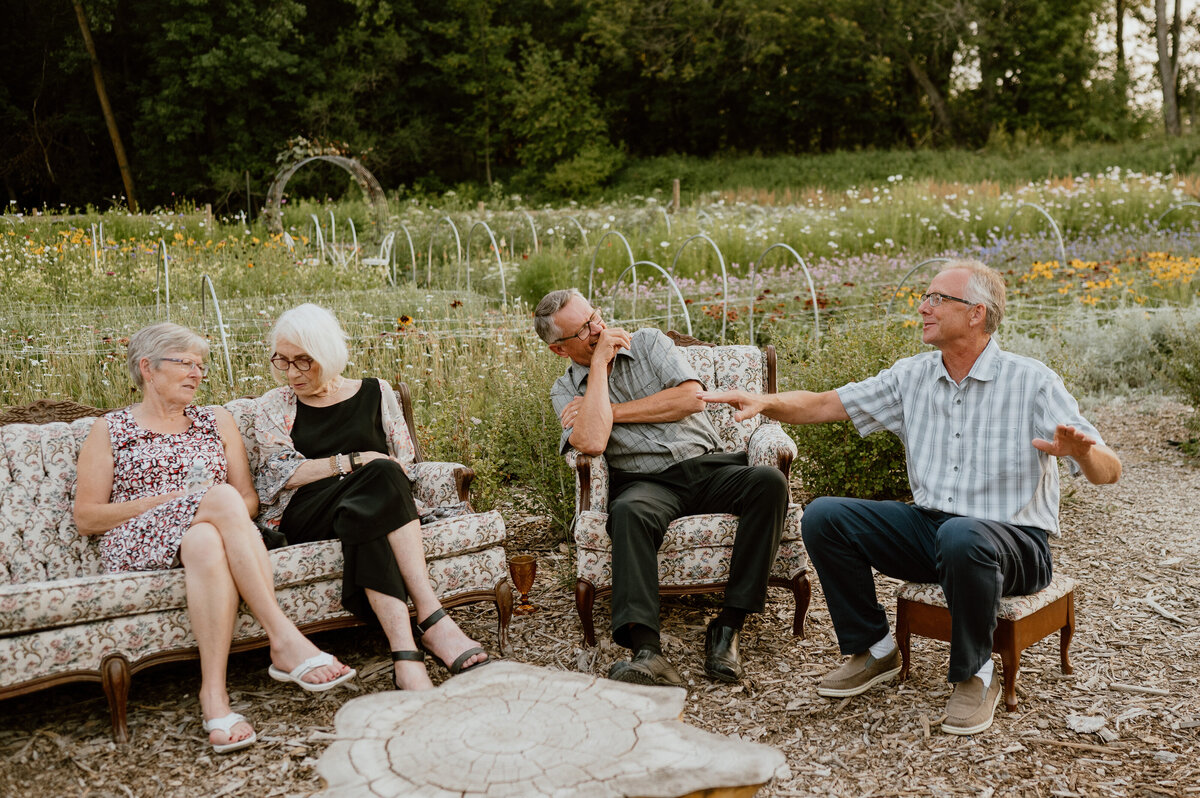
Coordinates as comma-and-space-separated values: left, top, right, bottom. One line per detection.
193, 484, 350, 685
387, 519, 487, 669
179, 522, 254, 747
365, 589, 434, 690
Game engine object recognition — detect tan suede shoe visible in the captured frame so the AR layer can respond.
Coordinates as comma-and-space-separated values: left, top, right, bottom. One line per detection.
816, 648, 901, 698
941, 675, 1002, 735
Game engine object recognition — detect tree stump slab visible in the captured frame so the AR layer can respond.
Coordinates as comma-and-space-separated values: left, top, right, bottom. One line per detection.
316, 661, 788, 797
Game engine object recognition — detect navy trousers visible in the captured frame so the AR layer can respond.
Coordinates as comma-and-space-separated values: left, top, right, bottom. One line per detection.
800, 497, 1052, 682
607, 452, 789, 648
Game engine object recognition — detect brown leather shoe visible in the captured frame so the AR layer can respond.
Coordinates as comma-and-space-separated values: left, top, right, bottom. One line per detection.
607, 649, 684, 687
941, 675, 1002, 735
816, 648, 901, 698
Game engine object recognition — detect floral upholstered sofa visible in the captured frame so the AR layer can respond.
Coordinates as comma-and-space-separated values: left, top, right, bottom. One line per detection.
0, 391, 510, 742
569, 333, 810, 646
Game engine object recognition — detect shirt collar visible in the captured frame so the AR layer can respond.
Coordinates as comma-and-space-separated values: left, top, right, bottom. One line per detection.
937, 336, 1000, 384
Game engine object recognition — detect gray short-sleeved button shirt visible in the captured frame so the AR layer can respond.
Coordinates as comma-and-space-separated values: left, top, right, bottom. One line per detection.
551, 328, 722, 474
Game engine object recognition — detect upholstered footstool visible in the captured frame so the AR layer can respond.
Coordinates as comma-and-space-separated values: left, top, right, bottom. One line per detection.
895, 573, 1075, 712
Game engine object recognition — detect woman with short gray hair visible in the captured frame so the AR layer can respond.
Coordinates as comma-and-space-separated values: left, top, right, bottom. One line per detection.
254, 303, 491, 692
75, 322, 355, 755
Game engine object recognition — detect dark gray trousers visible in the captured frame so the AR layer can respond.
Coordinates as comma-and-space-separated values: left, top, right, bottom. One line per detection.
607, 452, 789, 649
800, 497, 1052, 682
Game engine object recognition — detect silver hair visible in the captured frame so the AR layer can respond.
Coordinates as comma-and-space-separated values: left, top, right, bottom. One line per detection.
268, 303, 349, 385
940, 259, 1006, 334
126, 323, 210, 389
533, 288, 585, 343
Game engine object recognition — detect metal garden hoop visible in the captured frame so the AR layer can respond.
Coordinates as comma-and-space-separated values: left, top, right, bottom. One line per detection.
669, 233, 729, 343
607, 260, 692, 336
750, 243, 820, 342
199, 274, 235, 386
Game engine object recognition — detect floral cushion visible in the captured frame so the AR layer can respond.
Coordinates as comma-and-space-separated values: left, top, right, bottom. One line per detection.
0, 510, 506, 637
680, 345, 766, 453
896, 573, 1075, 621
575, 505, 806, 590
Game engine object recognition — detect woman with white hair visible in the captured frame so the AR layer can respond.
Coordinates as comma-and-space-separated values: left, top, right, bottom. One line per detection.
74, 323, 354, 755
253, 303, 489, 691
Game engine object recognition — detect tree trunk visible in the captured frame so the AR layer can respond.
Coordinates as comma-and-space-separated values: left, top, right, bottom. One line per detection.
1115, 0, 1127, 100
899, 47, 956, 143
72, 0, 139, 210
1155, 0, 1181, 136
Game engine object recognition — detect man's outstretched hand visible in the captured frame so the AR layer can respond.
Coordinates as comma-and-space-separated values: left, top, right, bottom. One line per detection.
1032, 425, 1097, 459
698, 389, 764, 422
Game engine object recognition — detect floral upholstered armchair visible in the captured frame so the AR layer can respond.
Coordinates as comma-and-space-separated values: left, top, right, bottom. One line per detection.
567, 332, 810, 646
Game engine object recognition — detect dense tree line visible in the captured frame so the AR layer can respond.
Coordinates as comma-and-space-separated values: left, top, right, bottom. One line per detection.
1, 0, 1193, 210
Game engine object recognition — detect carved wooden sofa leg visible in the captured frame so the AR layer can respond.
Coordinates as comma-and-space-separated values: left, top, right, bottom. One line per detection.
576, 579, 597, 647
495, 579, 514, 655
101, 654, 132, 744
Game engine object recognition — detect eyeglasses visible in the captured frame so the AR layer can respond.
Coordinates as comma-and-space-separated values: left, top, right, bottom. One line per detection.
270, 354, 314, 372
920, 291, 976, 308
553, 311, 603, 343
158, 357, 208, 377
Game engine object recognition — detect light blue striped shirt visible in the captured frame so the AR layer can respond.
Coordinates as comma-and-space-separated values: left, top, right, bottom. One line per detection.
836, 338, 1102, 535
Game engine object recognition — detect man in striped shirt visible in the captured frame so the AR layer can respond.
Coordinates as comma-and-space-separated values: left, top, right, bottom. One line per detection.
700, 260, 1121, 735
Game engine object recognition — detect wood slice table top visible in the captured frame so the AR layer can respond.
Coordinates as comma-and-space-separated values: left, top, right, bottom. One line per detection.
316, 661, 787, 797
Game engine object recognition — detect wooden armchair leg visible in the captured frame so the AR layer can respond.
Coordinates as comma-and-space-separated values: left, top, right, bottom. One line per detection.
101, 654, 132, 743
895, 599, 912, 682
495, 579, 514, 655
1060, 593, 1075, 675
790, 570, 811, 638
575, 579, 597, 647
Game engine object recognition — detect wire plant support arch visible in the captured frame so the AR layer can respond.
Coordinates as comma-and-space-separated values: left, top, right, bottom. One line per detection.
156, 239, 171, 321
198, 275, 235, 386
1004, 202, 1068, 267
885, 257, 954, 316
586, 230, 636, 304
465, 221, 507, 305
606, 260, 693, 337
669, 233, 729, 343
426, 216, 463, 289
1154, 202, 1200, 228
750, 244, 820, 343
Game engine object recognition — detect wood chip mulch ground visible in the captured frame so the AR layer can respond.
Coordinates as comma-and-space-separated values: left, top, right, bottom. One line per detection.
2, 396, 1198, 797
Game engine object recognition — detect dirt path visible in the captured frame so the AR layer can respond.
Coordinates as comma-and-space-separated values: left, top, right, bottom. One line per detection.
2, 397, 1197, 797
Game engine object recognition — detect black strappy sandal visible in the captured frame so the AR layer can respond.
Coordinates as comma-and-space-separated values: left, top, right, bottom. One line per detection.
390, 650, 425, 690
414, 607, 491, 674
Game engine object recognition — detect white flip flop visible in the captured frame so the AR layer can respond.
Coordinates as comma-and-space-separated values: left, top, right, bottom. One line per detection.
203, 712, 257, 754
267, 651, 356, 692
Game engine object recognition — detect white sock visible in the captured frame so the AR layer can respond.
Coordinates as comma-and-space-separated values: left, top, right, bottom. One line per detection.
868, 633, 895, 659
974, 659, 994, 689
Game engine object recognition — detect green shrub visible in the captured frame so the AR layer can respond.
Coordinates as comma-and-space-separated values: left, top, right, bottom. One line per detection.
1154, 317, 1200, 457
469, 349, 576, 537
774, 321, 922, 500
510, 249, 576, 306
542, 142, 626, 197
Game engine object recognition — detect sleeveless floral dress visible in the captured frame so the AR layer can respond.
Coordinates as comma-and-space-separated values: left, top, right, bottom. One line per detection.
99, 405, 228, 573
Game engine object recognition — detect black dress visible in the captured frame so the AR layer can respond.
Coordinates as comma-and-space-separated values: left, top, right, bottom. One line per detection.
279, 378, 419, 623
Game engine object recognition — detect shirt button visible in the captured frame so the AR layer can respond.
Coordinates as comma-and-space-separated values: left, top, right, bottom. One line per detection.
947, 497, 953, 503
954, 432, 961, 438
953, 465, 959, 471
956, 399, 962, 405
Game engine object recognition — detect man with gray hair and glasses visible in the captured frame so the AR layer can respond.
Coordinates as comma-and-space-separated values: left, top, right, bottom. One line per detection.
700, 260, 1121, 735
534, 288, 789, 688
